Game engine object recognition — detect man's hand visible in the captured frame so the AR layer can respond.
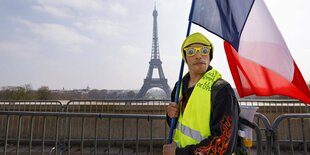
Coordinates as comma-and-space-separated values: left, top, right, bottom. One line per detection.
163, 142, 177, 155
167, 102, 179, 118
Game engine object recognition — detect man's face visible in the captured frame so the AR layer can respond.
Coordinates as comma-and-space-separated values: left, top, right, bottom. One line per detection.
185, 43, 211, 75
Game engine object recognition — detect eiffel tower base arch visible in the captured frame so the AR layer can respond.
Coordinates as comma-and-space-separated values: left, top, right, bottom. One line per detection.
136, 79, 171, 99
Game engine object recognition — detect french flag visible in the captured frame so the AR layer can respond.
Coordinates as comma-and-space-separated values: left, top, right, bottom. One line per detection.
190, 0, 310, 103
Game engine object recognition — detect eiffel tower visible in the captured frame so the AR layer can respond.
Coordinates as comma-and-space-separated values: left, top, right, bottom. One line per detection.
136, 6, 171, 99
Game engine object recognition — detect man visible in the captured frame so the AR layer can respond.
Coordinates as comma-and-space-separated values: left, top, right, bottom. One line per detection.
163, 32, 240, 155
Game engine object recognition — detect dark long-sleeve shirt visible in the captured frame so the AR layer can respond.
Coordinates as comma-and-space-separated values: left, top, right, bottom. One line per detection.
167, 66, 240, 155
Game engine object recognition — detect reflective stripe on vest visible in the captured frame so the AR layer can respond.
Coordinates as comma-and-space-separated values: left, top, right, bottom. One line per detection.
177, 121, 207, 142
173, 68, 222, 148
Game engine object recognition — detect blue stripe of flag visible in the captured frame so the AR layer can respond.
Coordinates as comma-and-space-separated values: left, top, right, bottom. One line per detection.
191, 0, 254, 50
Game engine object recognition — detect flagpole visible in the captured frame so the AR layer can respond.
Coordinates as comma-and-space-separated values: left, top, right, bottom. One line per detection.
168, 0, 196, 144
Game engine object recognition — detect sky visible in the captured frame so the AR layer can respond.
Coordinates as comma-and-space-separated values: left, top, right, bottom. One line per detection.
0, 0, 309, 91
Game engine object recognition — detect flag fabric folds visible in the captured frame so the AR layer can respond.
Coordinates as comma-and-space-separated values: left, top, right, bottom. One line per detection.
191, 0, 310, 103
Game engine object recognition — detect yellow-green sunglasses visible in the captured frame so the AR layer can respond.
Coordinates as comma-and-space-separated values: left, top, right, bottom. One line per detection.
183, 46, 211, 57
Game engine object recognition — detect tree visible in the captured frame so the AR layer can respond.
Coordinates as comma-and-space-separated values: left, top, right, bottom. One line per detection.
88, 89, 100, 99
37, 86, 51, 100
125, 91, 136, 99
0, 85, 32, 100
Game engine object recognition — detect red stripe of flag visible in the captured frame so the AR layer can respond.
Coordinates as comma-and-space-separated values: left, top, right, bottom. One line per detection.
224, 41, 310, 103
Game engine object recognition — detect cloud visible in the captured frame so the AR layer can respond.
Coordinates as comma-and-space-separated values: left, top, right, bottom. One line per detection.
33, 23, 94, 45
74, 19, 125, 38
119, 45, 140, 56
117, 44, 149, 66
34, 0, 103, 13
0, 41, 39, 59
32, 4, 72, 19
31, 0, 129, 39
32, 0, 128, 19
15, 18, 95, 52
109, 2, 128, 16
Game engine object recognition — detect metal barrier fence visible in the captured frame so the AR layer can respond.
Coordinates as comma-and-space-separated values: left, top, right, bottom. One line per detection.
239, 99, 309, 113
254, 113, 273, 155
272, 113, 310, 155
0, 100, 63, 112
0, 111, 168, 155
1, 99, 309, 114
64, 100, 168, 114
0, 99, 309, 155
0, 111, 264, 155
64, 99, 309, 115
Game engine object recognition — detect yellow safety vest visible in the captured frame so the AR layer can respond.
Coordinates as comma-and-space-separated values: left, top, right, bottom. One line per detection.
174, 68, 222, 148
